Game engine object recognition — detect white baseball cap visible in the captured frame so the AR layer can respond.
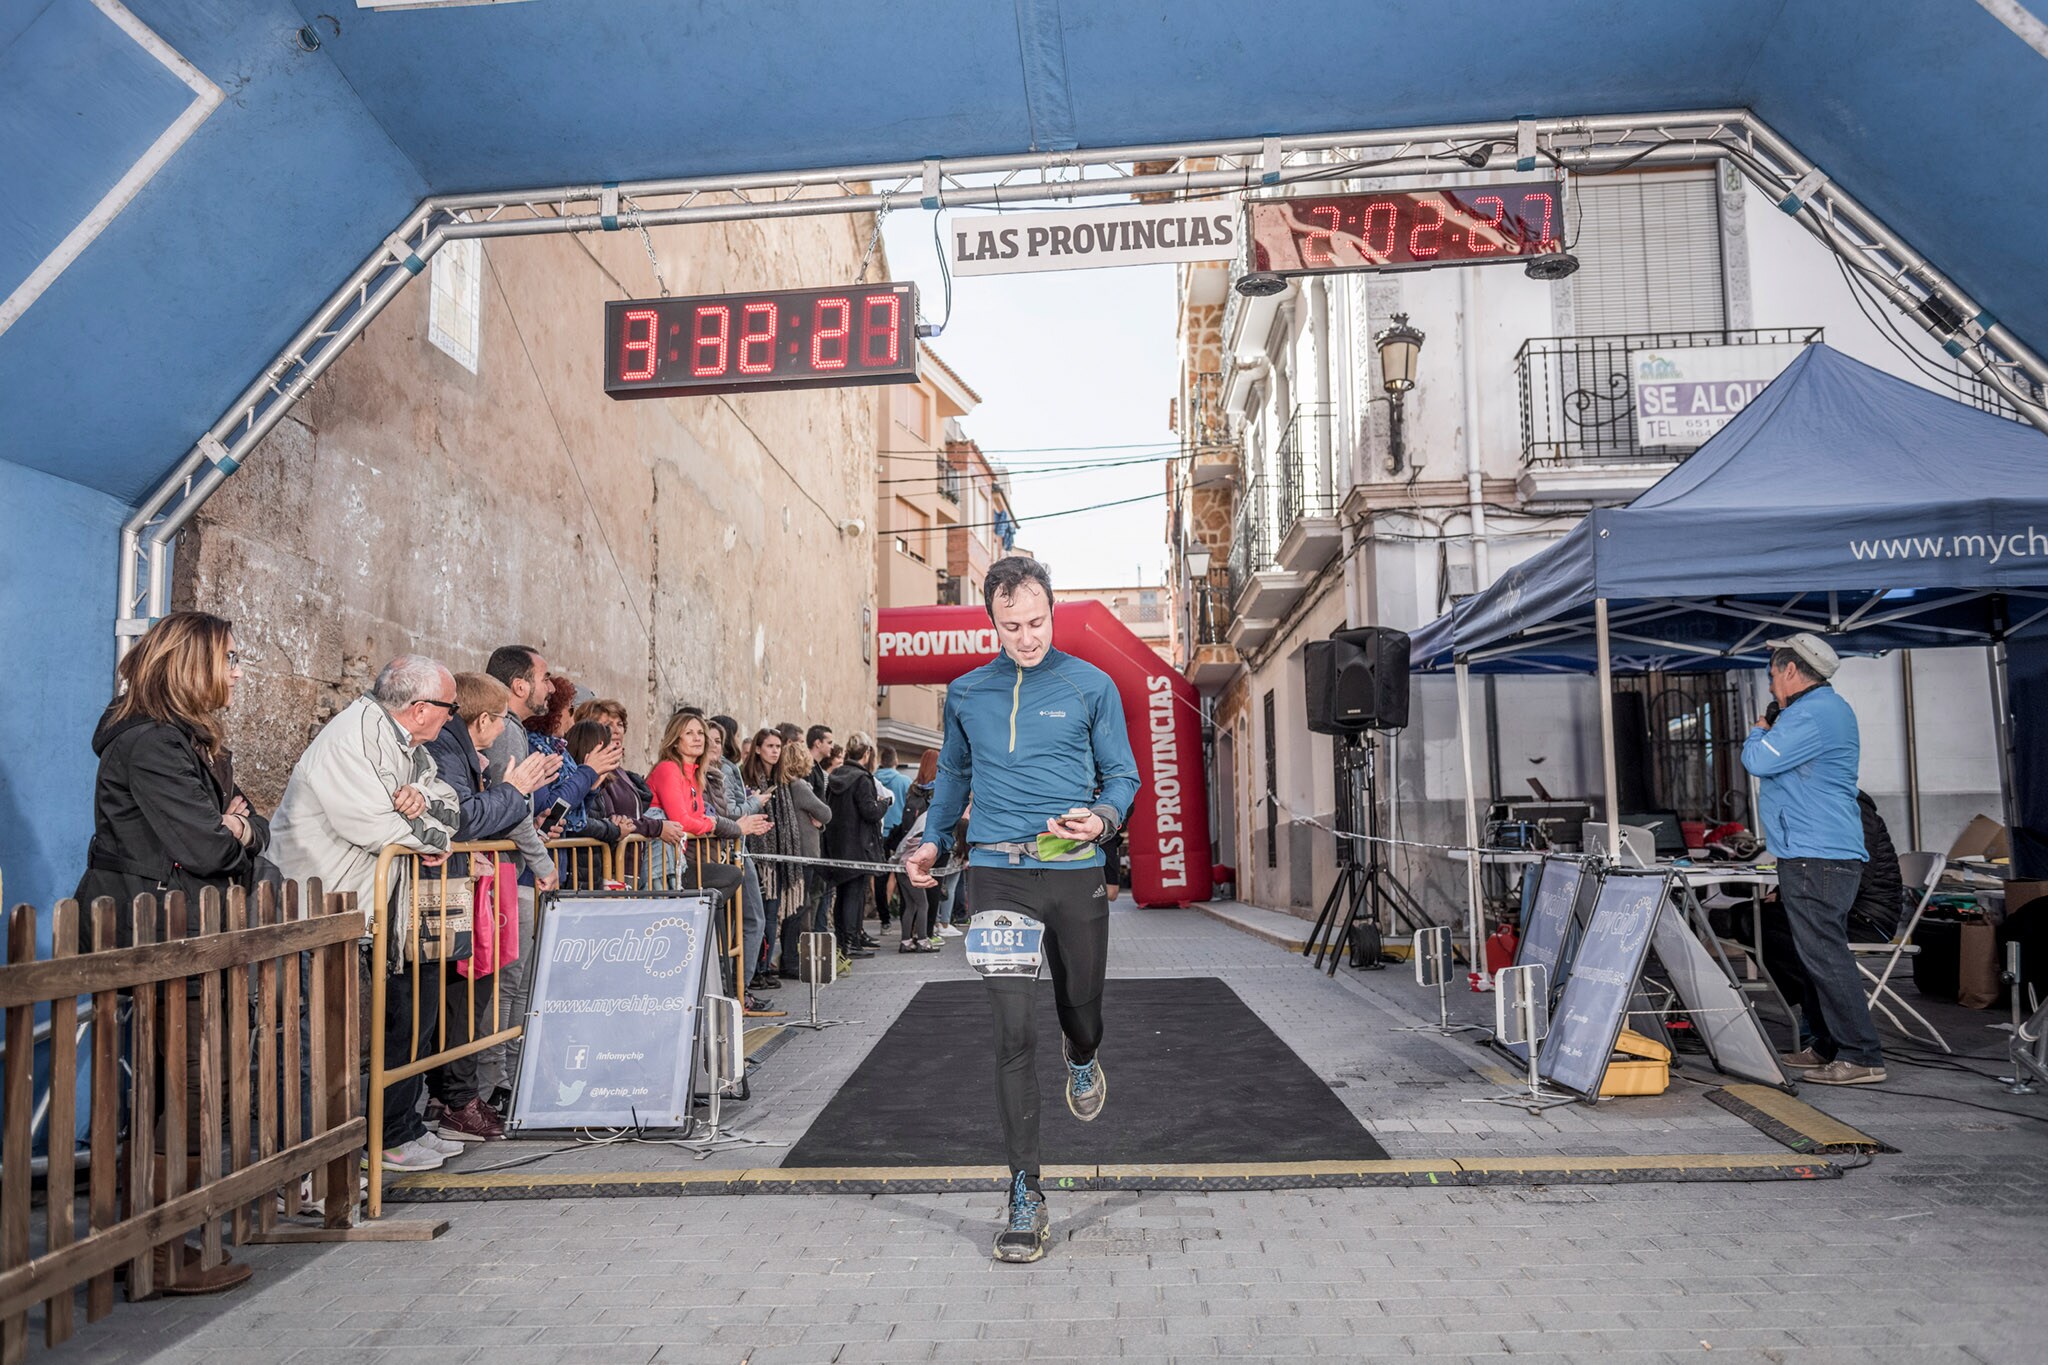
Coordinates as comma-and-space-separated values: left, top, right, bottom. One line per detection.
1764, 631, 1840, 679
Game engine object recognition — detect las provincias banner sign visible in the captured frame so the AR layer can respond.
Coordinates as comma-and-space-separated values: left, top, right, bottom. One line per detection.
947, 202, 1239, 276
876, 602, 1214, 907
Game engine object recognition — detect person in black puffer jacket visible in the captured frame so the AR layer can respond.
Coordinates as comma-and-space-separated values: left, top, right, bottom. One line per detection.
74, 610, 265, 1296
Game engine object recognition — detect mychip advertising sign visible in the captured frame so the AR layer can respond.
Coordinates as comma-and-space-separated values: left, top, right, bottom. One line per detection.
510, 891, 719, 1132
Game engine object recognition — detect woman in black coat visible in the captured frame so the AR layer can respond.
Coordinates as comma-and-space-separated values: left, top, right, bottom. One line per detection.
74, 610, 263, 1295
76, 612, 267, 924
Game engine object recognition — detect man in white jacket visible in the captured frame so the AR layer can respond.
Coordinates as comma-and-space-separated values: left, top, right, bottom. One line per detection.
268, 654, 463, 1171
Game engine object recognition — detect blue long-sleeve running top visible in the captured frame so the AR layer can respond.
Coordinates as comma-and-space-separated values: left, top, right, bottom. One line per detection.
924, 647, 1141, 870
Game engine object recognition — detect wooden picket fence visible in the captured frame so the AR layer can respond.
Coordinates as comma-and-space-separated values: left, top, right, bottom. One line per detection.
0, 882, 367, 1361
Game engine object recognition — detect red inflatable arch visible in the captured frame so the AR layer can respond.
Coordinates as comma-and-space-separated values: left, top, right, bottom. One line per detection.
876, 603, 1212, 907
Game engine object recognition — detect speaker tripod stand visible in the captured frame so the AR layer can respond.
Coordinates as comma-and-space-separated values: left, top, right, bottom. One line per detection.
1305, 731, 1430, 975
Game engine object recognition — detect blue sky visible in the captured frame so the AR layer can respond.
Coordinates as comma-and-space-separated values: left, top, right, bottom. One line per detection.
883, 210, 1178, 591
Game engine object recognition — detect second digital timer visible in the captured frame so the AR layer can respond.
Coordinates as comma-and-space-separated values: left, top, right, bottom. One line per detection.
1248, 181, 1562, 277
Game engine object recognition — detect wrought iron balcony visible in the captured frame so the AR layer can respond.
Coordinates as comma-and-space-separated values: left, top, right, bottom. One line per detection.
1225, 476, 1272, 611
1517, 327, 1823, 466
938, 455, 961, 502
1276, 402, 1337, 528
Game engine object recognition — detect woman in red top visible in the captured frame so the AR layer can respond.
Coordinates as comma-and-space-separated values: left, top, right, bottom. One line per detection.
647, 711, 770, 1005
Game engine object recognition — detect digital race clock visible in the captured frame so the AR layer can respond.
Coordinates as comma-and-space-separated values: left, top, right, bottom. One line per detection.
1247, 182, 1562, 276
603, 282, 919, 399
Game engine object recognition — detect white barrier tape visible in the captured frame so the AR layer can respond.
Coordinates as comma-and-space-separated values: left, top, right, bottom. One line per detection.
747, 851, 968, 878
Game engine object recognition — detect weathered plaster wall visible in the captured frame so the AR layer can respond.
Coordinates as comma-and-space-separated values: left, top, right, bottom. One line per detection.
173, 213, 881, 805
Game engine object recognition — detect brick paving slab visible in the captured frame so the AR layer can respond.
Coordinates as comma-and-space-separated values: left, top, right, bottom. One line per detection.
31, 902, 2048, 1361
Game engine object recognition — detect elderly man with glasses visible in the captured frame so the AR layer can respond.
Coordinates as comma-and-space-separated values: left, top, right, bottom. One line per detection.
268, 653, 466, 1172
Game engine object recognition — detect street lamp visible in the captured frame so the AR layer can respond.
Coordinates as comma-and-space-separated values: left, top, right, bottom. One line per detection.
1374, 313, 1426, 473
1185, 545, 1214, 644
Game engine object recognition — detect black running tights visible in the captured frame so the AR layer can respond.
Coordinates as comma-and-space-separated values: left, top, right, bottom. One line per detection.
973, 865, 1109, 1182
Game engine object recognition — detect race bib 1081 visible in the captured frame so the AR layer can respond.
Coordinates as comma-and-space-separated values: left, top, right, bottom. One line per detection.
965, 910, 1046, 979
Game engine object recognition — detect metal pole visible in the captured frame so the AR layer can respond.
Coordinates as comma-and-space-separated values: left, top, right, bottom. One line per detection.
1596, 599, 1622, 861
1989, 643, 2019, 843
1901, 649, 1923, 851
1455, 660, 1485, 972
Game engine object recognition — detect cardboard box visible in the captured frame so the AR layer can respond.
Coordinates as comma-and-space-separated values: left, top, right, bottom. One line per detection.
1949, 814, 2011, 863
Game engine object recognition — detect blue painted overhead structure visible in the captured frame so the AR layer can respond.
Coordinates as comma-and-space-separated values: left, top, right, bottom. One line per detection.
1, 0, 2046, 911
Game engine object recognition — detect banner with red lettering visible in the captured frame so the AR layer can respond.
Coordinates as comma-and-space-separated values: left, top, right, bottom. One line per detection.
877, 603, 1212, 907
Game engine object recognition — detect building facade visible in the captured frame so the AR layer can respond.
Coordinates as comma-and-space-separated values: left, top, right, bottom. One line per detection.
874, 348, 981, 756
1062, 583, 1171, 649
1168, 161, 2011, 918
172, 211, 886, 807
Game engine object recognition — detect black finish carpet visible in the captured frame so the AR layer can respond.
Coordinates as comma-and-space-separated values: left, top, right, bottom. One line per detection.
782, 975, 1387, 1167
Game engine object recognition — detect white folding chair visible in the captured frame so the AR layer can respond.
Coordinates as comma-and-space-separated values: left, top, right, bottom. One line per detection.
1852, 850, 1950, 1053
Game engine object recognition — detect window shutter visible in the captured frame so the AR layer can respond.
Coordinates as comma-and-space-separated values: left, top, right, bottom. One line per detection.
1571, 172, 1725, 335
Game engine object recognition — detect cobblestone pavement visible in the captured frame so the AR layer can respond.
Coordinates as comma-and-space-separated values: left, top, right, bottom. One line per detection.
40, 902, 2048, 1363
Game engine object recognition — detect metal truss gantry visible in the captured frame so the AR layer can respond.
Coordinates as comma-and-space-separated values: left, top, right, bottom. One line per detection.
116, 109, 2048, 657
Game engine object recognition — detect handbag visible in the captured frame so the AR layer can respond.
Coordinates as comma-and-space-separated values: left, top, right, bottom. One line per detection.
458, 857, 519, 979
407, 867, 475, 963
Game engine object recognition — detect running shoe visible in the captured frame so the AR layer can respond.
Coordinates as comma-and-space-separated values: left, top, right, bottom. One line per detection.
938, 923, 964, 938
379, 1137, 445, 1172
1063, 1036, 1106, 1122
420, 1130, 464, 1158
991, 1171, 1049, 1264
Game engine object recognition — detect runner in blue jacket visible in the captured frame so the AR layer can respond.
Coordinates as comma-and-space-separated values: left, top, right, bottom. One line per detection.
906, 556, 1139, 1264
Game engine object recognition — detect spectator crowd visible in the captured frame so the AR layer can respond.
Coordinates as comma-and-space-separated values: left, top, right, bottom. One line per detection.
78, 611, 968, 1286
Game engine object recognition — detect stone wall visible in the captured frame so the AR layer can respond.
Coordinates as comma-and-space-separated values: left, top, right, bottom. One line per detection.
173, 213, 882, 807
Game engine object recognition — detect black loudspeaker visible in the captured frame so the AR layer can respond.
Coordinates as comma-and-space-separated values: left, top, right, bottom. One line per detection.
1305, 627, 1411, 734
1609, 690, 1655, 814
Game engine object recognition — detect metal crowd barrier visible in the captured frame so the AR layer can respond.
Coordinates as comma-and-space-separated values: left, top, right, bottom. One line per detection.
364, 838, 611, 1216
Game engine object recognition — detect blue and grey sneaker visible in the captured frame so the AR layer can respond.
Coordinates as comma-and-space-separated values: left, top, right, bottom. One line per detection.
992, 1171, 1049, 1264
1062, 1036, 1106, 1122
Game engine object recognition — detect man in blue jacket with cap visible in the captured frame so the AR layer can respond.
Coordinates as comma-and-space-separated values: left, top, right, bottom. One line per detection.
1742, 631, 1885, 1086
906, 555, 1140, 1264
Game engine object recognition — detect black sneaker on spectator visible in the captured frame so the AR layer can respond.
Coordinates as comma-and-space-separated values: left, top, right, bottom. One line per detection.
992, 1171, 1049, 1264
423, 1097, 445, 1125
744, 994, 787, 1018
757, 973, 782, 989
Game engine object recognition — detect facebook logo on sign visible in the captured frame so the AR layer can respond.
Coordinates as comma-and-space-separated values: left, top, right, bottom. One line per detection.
566, 1046, 588, 1070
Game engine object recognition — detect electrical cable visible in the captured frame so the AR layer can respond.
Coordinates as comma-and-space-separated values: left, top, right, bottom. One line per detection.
1859, 1084, 2048, 1126
483, 246, 676, 699
877, 449, 1192, 487
924, 207, 954, 338
875, 487, 1163, 537
1830, 252, 1997, 407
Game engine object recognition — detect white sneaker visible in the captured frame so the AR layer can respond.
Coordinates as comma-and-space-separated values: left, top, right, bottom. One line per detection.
939, 923, 964, 938
421, 1131, 464, 1158
381, 1137, 446, 1172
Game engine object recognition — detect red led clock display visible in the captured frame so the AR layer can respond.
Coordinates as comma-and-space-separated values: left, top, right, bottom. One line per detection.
603, 282, 919, 399
1248, 182, 1562, 276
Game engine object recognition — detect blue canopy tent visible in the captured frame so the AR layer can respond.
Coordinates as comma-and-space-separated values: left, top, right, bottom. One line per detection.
1409, 344, 2048, 956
